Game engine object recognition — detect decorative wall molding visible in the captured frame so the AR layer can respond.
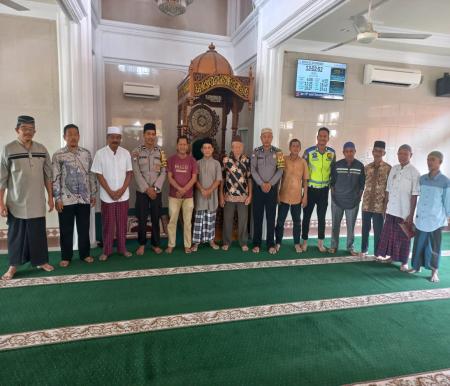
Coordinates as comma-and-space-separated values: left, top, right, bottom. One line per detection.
234, 55, 256, 76
99, 19, 233, 70
285, 38, 450, 69
226, 0, 239, 36
57, 0, 87, 23
232, 10, 258, 72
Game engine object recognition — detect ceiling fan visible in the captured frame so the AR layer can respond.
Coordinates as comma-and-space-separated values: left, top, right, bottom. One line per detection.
0, 0, 29, 11
322, 0, 432, 52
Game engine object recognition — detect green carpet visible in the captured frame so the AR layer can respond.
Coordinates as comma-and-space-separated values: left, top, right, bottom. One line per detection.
0, 233, 449, 385
1, 258, 449, 335
1, 299, 450, 386
0, 233, 449, 278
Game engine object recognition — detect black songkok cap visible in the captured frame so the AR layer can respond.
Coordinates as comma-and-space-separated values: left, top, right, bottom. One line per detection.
373, 140, 386, 149
17, 115, 35, 126
143, 123, 156, 133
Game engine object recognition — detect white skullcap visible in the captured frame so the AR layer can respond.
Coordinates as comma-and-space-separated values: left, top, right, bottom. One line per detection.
261, 128, 273, 135
107, 126, 122, 135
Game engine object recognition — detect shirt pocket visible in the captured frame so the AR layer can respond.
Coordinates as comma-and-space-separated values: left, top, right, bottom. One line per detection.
153, 158, 161, 172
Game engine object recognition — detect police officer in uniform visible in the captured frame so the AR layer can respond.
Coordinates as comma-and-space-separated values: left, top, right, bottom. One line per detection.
251, 128, 284, 254
132, 123, 167, 255
301, 127, 336, 252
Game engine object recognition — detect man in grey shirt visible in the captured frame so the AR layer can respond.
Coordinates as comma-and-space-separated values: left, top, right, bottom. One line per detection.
329, 141, 365, 255
0, 115, 54, 280
250, 128, 284, 254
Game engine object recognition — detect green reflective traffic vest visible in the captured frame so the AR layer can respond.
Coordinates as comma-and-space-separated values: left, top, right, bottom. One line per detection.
303, 145, 336, 188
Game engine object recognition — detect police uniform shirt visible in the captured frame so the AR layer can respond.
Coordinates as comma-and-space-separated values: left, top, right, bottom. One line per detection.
0, 140, 52, 219
250, 146, 283, 187
131, 145, 167, 193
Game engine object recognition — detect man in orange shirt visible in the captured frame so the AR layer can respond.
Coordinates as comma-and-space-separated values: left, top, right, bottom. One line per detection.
275, 139, 308, 253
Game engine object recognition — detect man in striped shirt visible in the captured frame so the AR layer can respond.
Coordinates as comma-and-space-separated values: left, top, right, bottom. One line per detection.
329, 142, 365, 255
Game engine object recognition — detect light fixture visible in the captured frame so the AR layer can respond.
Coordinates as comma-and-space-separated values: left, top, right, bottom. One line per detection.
154, 0, 193, 17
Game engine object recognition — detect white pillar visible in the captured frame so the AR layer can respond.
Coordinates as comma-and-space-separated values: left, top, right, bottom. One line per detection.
57, 0, 97, 248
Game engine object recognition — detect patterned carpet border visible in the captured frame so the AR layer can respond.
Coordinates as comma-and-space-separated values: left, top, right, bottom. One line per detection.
1, 288, 450, 351
344, 367, 450, 385
0, 255, 376, 289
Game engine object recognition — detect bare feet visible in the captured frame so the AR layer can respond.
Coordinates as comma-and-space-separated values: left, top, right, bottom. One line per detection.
400, 264, 409, 272
327, 248, 336, 254
122, 251, 132, 258
221, 244, 230, 251
348, 249, 358, 257
136, 245, 145, 256
184, 247, 192, 254
59, 260, 70, 267
241, 245, 249, 252
268, 246, 277, 255
83, 256, 94, 263
1, 266, 16, 280
275, 244, 281, 252
301, 241, 308, 252
37, 263, 54, 272
317, 240, 327, 253
430, 271, 440, 283
209, 241, 220, 250
294, 244, 302, 253
152, 246, 163, 254
99, 254, 108, 261
190, 244, 198, 252
165, 247, 174, 254
359, 252, 367, 258
407, 269, 419, 274
252, 246, 260, 254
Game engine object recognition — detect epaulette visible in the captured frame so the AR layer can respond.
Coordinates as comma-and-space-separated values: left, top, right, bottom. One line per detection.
159, 148, 167, 167
275, 150, 285, 169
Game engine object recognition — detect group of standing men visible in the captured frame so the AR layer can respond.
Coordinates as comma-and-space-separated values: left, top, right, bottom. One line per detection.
1, 116, 449, 283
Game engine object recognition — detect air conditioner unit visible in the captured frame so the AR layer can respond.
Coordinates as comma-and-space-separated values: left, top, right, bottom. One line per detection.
363, 64, 422, 88
123, 82, 160, 99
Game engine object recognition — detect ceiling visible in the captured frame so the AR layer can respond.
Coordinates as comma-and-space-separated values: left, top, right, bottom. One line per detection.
294, 0, 450, 56
0, 0, 57, 19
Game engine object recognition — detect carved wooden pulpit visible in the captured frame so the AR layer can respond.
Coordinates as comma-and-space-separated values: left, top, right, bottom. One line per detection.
177, 43, 254, 240
177, 43, 254, 158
